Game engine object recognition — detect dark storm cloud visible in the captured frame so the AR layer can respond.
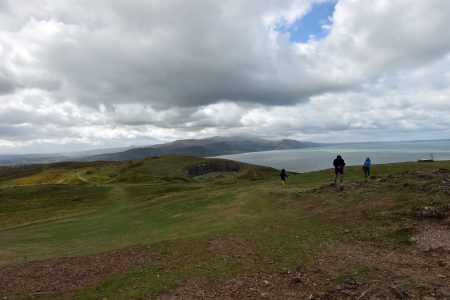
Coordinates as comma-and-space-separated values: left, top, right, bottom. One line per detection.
3, 0, 450, 109
0, 0, 349, 108
1, 0, 450, 153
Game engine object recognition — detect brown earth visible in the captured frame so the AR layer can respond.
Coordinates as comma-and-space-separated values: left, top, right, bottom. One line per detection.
157, 170, 450, 299
157, 227, 450, 300
0, 246, 152, 298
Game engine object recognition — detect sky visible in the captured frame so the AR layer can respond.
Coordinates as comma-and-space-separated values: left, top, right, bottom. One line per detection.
1, 0, 450, 154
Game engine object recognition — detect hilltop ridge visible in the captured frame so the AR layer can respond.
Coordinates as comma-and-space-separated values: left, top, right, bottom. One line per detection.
0, 158, 449, 299
0, 137, 323, 165
82, 137, 323, 162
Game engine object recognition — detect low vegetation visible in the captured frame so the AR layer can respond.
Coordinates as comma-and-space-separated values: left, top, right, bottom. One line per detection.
0, 156, 449, 299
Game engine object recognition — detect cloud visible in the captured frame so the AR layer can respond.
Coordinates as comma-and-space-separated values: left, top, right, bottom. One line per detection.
0, 0, 450, 153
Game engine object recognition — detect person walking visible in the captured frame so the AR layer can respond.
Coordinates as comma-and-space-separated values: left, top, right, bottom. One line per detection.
363, 157, 371, 178
333, 155, 345, 183
280, 168, 288, 185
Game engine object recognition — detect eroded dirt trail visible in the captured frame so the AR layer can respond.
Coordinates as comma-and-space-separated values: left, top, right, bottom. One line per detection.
0, 246, 152, 297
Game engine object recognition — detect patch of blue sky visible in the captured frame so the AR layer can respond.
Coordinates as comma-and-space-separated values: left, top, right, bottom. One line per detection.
276, 0, 337, 43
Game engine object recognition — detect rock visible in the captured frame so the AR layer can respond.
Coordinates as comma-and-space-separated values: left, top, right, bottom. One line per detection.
413, 204, 450, 219
291, 276, 302, 284
409, 237, 417, 243
441, 217, 450, 226
434, 168, 450, 174
344, 229, 350, 234
341, 289, 355, 296
262, 280, 269, 285
186, 162, 241, 176
389, 286, 408, 298
260, 292, 269, 298
423, 296, 436, 300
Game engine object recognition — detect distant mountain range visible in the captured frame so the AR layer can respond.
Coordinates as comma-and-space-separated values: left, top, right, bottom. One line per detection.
81, 137, 324, 162
2, 137, 448, 166
0, 154, 68, 166
0, 137, 324, 165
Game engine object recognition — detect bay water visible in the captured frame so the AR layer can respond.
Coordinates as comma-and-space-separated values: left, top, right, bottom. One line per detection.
217, 140, 450, 173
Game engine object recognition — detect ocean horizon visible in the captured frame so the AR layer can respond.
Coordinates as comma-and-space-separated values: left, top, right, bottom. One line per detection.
217, 140, 450, 173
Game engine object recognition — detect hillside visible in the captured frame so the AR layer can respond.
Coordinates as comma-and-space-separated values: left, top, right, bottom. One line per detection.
83, 137, 323, 161
0, 154, 69, 166
0, 158, 449, 299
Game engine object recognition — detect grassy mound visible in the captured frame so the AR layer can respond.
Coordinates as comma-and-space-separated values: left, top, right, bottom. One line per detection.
0, 158, 449, 299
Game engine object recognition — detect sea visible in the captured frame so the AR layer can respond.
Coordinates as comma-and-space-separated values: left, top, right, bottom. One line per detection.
217, 140, 450, 173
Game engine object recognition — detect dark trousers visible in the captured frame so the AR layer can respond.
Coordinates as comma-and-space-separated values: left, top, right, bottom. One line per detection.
364, 168, 370, 177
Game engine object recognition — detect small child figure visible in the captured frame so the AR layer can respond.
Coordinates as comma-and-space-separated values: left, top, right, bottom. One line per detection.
280, 168, 288, 185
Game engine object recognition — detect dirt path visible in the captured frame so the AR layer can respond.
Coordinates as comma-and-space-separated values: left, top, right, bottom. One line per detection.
0, 246, 152, 298
76, 171, 89, 183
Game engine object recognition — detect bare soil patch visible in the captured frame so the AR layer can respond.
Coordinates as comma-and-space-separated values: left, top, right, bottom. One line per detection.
0, 246, 152, 298
157, 236, 450, 299
156, 267, 328, 300
413, 227, 450, 252
207, 237, 254, 257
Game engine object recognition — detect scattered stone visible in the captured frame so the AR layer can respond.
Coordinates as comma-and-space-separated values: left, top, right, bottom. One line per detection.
442, 217, 450, 227
413, 229, 450, 251
433, 168, 450, 174
0, 246, 152, 298
291, 276, 302, 284
341, 289, 355, 296
389, 286, 408, 298
413, 204, 450, 219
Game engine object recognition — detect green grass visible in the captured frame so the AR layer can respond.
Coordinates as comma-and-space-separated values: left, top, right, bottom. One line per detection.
287, 160, 450, 188
0, 185, 110, 229
334, 267, 370, 284
1, 157, 449, 298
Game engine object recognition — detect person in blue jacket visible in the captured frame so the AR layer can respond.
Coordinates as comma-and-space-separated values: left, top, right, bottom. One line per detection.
280, 168, 288, 185
363, 157, 371, 178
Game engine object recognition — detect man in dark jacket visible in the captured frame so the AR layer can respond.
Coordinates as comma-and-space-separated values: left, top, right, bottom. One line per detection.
280, 168, 288, 185
333, 155, 345, 183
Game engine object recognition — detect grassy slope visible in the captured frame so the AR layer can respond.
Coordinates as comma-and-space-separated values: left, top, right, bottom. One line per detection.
1, 158, 450, 299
